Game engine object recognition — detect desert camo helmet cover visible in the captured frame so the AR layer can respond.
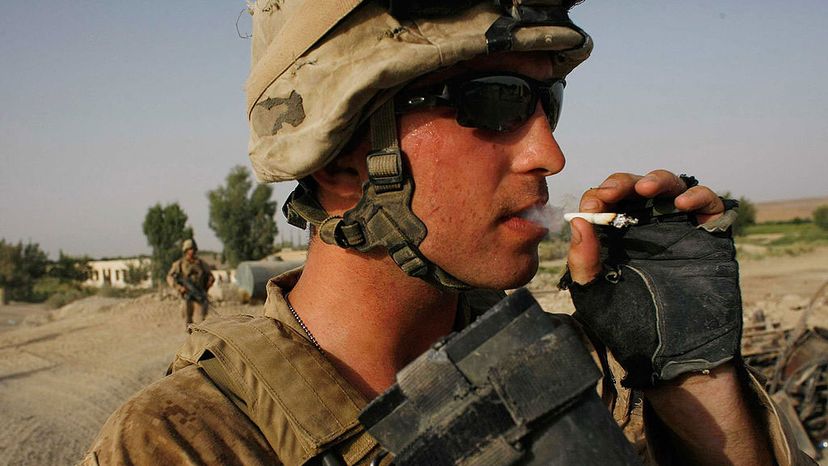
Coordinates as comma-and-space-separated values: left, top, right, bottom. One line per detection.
182, 238, 197, 252
247, 0, 592, 290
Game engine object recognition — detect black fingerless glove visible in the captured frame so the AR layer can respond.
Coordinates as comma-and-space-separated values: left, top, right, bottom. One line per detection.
559, 200, 743, 388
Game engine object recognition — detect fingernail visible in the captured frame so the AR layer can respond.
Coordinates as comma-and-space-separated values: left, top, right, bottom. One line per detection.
599, 179, 618, 189
582, 200, 599, 211
570, 222, 582, 245
640, 175, 658, 184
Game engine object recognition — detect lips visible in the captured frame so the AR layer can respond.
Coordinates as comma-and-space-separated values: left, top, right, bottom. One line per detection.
499, 199, 550, 240
494, 181, 550, 233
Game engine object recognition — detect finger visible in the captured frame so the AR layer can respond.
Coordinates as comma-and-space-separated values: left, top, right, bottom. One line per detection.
675, 186, 724, 213
579, 173, 642, 212
675, 186, 725, 223
567, 218, 602, 284
634, 169, 689, 198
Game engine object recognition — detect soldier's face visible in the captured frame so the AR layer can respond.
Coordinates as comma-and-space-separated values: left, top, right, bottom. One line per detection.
400, 52, 565, 289
185, 248, 196, 260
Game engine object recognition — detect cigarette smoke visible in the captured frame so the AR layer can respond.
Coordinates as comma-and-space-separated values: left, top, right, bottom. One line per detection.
518, 194, 577, 233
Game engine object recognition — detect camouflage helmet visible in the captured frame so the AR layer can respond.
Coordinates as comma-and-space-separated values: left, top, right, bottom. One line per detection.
247, 0, 592, 182
246, 1, 592, 289
182, 238, 197, 252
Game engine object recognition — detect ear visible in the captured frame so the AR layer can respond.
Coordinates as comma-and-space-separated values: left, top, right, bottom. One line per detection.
310, 138, 369, 214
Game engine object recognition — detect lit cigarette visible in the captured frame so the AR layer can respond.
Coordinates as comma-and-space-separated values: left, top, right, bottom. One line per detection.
564, 212, 639, 228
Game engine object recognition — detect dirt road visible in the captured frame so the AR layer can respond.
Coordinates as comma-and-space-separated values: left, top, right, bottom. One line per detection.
1, 248, 826, 465
0, 295, 260, 466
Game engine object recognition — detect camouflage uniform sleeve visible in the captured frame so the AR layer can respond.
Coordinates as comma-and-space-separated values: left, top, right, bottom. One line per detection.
166, 259, 181, 289
604, 357, 819, 465
80, 365, 279, 466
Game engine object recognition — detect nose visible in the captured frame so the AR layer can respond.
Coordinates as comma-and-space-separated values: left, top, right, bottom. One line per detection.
510, 101, 565, 177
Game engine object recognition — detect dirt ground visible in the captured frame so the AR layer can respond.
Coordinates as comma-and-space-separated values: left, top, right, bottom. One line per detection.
0, 295, 262, 466
1, 248, 827, 465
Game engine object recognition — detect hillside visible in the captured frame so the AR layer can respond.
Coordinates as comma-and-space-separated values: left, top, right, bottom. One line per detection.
755, 196, 828, 223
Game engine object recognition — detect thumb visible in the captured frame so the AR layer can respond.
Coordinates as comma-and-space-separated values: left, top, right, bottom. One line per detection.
567, 218, 602, 284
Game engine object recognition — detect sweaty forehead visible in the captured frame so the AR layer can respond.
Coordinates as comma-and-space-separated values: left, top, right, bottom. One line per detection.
411, 52, 557, 88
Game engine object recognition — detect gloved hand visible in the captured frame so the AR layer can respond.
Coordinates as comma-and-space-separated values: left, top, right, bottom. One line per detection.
560, 191, 743, 388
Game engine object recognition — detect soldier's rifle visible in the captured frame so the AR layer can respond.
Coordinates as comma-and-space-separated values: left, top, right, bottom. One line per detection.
175, 275, 209, 307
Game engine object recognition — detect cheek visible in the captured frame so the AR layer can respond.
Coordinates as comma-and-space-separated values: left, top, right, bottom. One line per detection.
401, 118, 495, 231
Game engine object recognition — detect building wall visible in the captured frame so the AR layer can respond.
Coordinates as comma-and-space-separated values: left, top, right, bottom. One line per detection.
85, 258, 235, 291
211, 269, 235, 285
85, 258, 152, 289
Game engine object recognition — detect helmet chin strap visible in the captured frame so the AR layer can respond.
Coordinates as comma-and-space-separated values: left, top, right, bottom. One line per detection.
283, 99, 471, 291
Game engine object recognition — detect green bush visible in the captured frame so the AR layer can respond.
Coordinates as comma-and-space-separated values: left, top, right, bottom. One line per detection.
737, 220, 828, 259
814, 205, 828, 230
537, 264, 564, 276
124, 260, 151, 286
1, 241, 93, 303
97, 285, 124, 298
48, 251, 91, 282
0, 240, 49, 301
46, 289, 90, 308
537, 238, 569, 261
732, 196, 756, 236
742, 222, 828, 244
33, 277, 92, 308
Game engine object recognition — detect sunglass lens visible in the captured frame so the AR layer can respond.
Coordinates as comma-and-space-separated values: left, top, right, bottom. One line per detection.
541, 80, 565, 131
456, 76, 535, 132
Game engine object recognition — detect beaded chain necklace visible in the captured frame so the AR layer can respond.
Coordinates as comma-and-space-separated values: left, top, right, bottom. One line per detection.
284, 294, 323, 354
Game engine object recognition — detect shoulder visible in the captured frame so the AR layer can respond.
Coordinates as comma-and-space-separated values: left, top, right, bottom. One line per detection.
168, 259, 182, 272
85, 365, 277, 466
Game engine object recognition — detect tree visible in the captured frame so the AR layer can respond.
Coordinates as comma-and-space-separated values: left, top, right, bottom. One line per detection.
208, 166, 278, 267
48, 251, 91, 283
732, 195, 756, 236
720, 192, 756, 236
142, 203, 193, 285
0, 239, 49, 301
814, 205, 828, 230
124, 260, 151, 286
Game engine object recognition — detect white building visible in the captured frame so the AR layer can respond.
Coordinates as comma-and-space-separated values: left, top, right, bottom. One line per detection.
85, 258, 152, 289
209, 269, 236, 287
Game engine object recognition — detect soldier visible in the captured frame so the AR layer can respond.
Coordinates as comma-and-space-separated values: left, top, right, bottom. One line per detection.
85, 2, 815, 465
166, 239, 214, 329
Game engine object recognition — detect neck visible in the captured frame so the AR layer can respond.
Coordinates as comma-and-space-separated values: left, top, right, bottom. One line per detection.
289, 241, 459, 399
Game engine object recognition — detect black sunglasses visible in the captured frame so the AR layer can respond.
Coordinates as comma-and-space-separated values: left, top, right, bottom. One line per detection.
395, 72, 565, 133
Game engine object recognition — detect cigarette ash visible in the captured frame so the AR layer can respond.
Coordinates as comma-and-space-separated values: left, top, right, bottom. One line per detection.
563, 212, 639, 228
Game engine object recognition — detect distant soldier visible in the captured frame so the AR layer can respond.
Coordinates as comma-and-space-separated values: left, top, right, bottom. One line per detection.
166, 239, 214, 329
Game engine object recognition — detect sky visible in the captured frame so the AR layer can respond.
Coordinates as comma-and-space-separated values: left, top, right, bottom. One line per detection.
1, 1, 827, 258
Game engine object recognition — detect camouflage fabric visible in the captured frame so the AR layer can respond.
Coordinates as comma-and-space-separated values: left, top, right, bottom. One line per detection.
81, 365, 276, 466
82, 270, 813, 466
